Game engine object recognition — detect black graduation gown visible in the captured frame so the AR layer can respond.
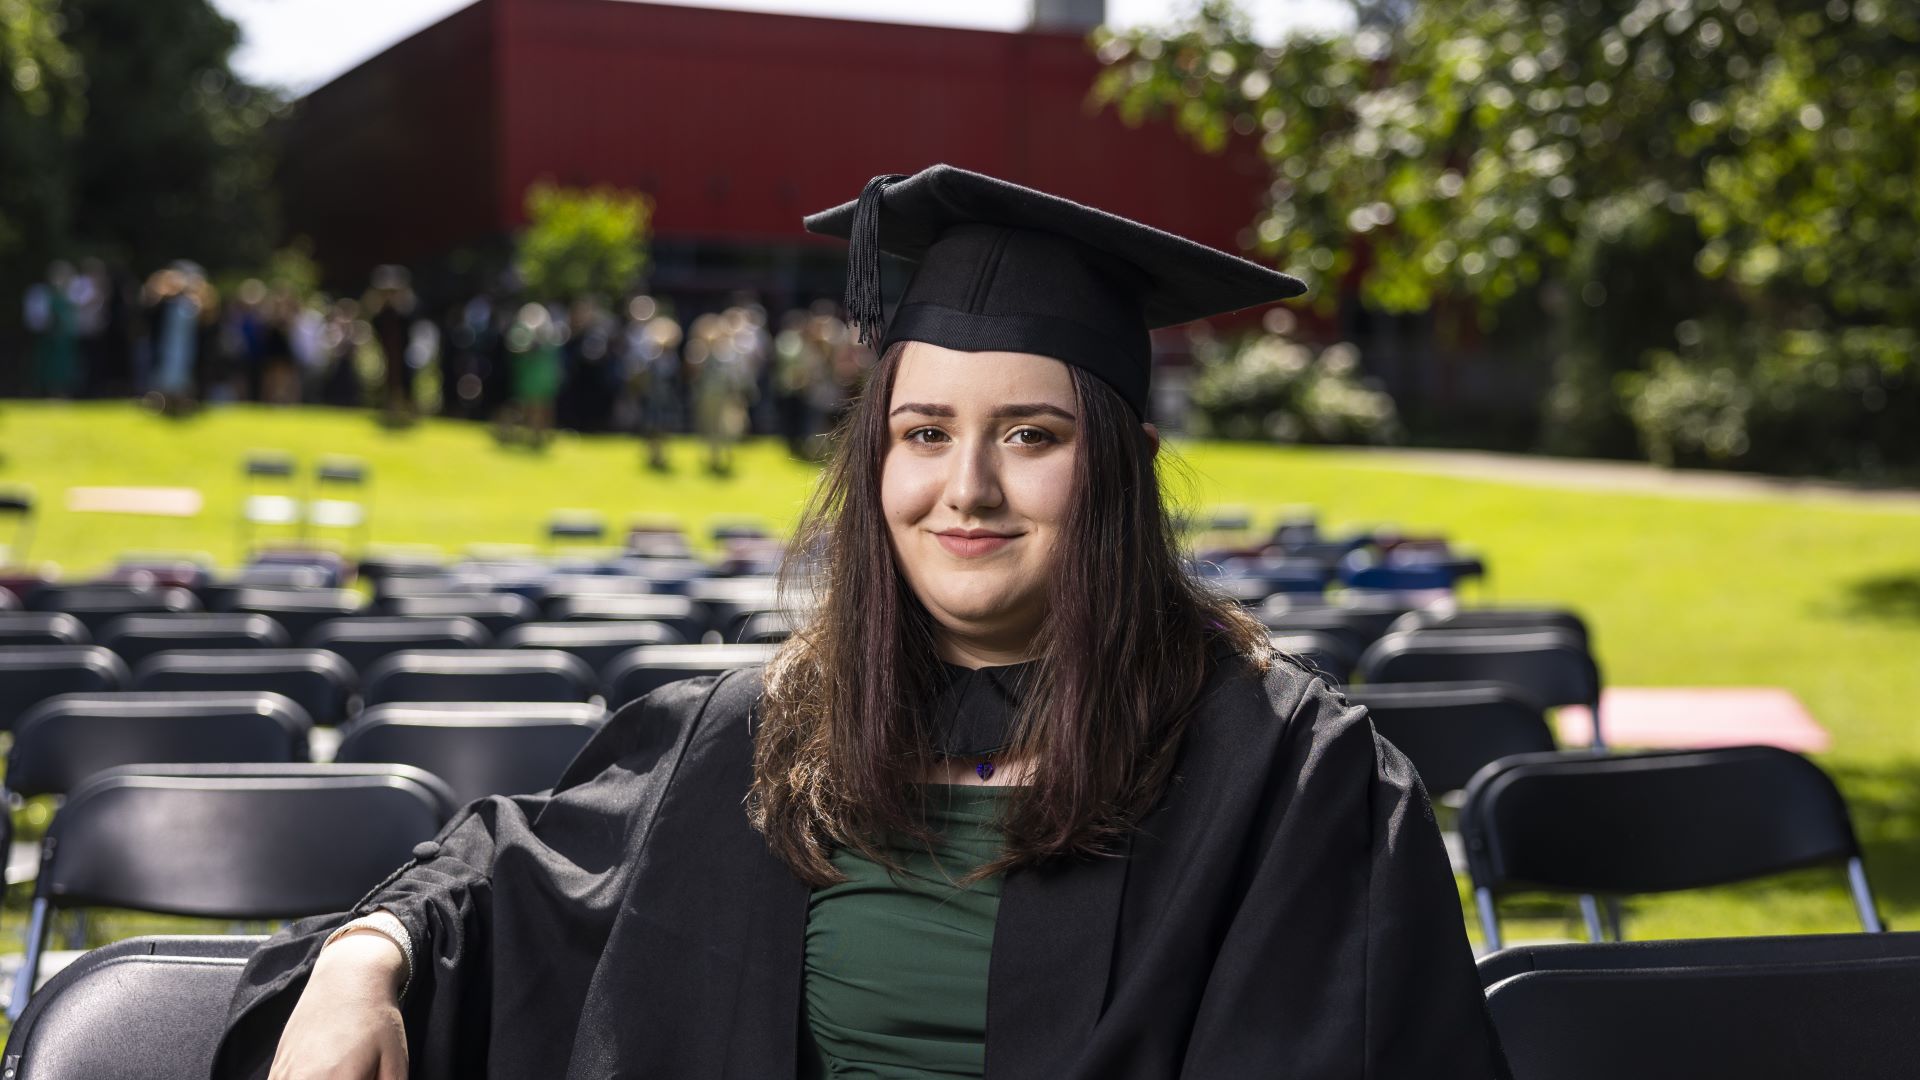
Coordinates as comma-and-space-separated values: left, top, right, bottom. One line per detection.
213, 658, 1509, 1078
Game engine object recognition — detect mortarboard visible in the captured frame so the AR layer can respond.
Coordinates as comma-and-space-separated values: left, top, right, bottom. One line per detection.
803, 164, 1307, 416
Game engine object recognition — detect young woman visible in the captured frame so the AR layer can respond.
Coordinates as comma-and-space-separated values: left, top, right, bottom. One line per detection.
219, 166, 1508, 1079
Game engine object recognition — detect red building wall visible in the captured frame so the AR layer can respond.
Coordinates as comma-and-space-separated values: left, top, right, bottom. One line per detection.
283, 0, 1275, 288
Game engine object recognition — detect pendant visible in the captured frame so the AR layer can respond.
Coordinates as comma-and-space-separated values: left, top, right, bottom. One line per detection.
975, 760, 996, 781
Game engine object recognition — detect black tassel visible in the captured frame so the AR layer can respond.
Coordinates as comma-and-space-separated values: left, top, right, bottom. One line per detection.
845, 173, 905, 348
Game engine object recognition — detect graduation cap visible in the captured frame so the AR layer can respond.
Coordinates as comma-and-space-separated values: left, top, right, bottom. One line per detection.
803, 164, 1307, 417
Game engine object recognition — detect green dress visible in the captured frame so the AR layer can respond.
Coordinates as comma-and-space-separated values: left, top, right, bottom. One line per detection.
801, 784, 1009, 1079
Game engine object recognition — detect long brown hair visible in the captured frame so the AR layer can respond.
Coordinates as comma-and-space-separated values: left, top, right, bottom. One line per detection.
749, 342, 1272, 885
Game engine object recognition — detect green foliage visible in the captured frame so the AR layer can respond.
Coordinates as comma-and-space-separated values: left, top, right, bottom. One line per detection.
1188, 333, 1401, 444
0, 0, 83, 314
1091, 0, 1920, 476
1625, 326, 1920, 477
60, 0, 286, 270
514, 183, 653, 302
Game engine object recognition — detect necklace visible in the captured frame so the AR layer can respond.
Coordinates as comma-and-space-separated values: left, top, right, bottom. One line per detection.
975, 759, 996, 781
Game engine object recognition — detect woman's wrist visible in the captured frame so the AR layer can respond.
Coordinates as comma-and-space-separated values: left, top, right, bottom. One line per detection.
314, 927, 410, 1001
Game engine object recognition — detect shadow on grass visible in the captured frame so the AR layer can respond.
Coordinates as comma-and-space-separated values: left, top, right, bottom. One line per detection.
1835, 570, 1920, 624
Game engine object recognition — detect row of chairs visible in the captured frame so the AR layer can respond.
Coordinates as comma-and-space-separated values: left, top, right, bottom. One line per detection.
0, 642, 777, 728
6, 693, 603, 808
12, 929, 1919, 1078
4, 579, 786, 642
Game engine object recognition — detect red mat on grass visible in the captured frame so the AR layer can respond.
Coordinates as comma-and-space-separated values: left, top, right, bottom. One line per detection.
1556, 688, 1830, 753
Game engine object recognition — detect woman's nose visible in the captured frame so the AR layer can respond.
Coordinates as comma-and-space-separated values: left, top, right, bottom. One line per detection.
944, 436, 1004, 514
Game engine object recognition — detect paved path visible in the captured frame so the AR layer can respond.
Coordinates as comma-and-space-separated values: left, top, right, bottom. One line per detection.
1341, 447, 1920, 511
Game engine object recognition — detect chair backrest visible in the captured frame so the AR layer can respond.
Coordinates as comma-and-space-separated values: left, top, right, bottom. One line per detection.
98, 612, 290, 666
379, 593, 536, 635
1269, 631, 1358, 685
1357, 627, 1600, 710
131, 649, 356, 726
1257, 603, 1379, 659
1387, 604, 1590, 648
1344, 681, 1556, 795
604, 643, 776, 707
1480, 932, 1920, 1079
3, 936, 266, 1080
226, 587, 364, 641
0, 612, 89, 647
36, 764, 454, 918
361, 649, 597, 706
25, 586, 200, 635
303, 615, 492, 674
544, 593, 704, 639
497, 621, 685, 676
338, 703, 605, 805
0, 646, 129, 732
7, 691, 312, 798
732, 609, 798, 645
1461, 746, 1863, 897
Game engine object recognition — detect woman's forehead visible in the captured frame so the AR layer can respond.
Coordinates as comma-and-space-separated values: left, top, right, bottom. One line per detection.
890, 342, 1076, 405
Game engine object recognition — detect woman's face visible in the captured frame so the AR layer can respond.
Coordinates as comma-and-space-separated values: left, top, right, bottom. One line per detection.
882, 342, 1080, 664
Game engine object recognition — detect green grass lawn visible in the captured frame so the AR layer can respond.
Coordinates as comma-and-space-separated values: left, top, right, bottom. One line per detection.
2, 400, 1918, 953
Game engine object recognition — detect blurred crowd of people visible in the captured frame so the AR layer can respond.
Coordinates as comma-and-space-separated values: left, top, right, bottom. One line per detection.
15, 261, 877, 471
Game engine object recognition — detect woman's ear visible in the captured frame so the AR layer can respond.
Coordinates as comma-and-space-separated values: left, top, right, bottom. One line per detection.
1141, 422, 1161, 460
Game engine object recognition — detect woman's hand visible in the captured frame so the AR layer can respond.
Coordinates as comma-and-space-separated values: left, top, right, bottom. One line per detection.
267, 931, 411, 1080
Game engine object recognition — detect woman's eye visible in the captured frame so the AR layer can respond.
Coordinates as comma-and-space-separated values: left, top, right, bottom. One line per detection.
1009, 427, 1056, 446
905, 426, 948, 444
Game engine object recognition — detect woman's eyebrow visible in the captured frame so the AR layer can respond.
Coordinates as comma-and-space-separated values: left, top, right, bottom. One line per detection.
889, 402, 954, 418
886, 402, 1079, 422
990, 403, 1077, 422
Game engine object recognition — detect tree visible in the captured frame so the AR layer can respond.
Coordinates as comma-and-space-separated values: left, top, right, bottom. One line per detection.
60, 0, 286, 272
514, 183, 653, 302
0, 0, 83, 320
1091, 0, 1920, 476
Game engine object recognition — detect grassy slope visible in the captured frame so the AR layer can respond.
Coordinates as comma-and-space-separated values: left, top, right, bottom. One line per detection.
3, 401, 1918, 944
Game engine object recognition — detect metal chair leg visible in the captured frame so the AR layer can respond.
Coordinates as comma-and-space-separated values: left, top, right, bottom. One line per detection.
1848, 857, 1886, 932
10, 896, 52, 1021
1475, 886, 1503, 951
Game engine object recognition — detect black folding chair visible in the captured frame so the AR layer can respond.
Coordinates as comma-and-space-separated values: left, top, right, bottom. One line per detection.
132, 649, 357, 726
1269, 631, 1359, 685
1344, 681, 1556, 797
8, 691, 313, 797
1257, 602, 1380, 660
361, 649, 597, 705
1479, 932, 1920, 1080
97, 613, 290, 666
25, 585, 200, 637
337, 702, 606, 806
378, 593, 536, 636
2, 935, 266, 1080
685, 577, 784, 636
1357, 627, 1606, 747
1460, 746, 1884, 949
9, 763, 455, 1017
0, 646, 129, 732
497, 621, 685, 677
546, 593, 705, 641
604, 643, 777, 707
225, 587, 365, 641
731, 609, 800, 645
0, 612, 89, 647
303, 615, 492, 674
1387, 604, 1591, 649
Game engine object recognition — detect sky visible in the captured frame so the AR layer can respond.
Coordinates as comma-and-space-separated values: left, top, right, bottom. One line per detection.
209, 0, 1355, 94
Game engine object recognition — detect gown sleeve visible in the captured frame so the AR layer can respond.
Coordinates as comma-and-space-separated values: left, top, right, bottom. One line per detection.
210, 674, 734, 1080
1179, 672, 1511, 1079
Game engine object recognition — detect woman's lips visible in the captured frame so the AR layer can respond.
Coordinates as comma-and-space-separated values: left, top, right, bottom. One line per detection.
935, 531, 1019, 558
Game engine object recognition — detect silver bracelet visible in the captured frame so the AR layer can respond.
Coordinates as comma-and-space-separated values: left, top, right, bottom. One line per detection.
322, 909, 415, 999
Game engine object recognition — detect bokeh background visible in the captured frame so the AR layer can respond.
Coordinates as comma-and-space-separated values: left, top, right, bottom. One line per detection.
1, 0, 1917, 984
